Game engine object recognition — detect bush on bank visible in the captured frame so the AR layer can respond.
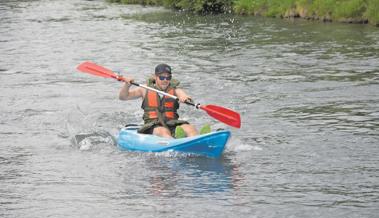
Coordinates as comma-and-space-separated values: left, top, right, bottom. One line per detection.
107, 0, 232, 13
108, 0, 379, 26
164, 0, 232, 13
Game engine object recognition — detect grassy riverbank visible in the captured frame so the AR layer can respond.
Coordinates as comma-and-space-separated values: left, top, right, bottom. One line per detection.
108, 0, 379, 26
234, 0, 379, 25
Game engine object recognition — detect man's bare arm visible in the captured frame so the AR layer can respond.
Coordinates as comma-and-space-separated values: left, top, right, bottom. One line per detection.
175, 88, 192, 103
119, 77, 145, 100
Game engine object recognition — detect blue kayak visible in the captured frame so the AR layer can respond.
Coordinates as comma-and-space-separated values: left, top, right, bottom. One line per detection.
117, 126, 231, 158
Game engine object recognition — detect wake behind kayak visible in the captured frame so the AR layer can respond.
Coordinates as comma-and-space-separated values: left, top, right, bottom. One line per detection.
117, 126, 231, 158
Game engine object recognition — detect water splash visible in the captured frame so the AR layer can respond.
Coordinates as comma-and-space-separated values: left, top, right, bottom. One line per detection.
65, 105, 117, 150
227, 138, 263, 152
73, 131, 116, 151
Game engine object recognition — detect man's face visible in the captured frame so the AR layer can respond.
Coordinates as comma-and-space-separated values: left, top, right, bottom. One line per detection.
155, 72, 171, 90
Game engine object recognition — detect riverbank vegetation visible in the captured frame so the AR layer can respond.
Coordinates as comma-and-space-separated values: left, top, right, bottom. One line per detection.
107, 0, 379, 26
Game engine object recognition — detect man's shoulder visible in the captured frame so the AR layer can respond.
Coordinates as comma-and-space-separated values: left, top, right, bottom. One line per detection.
170, 79, 180, 88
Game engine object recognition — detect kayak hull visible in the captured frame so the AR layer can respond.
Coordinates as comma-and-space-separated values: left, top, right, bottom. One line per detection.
117, 127, 231, 158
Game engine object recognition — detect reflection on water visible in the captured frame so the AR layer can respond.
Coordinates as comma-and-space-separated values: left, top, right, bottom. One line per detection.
145, 157, 244, 196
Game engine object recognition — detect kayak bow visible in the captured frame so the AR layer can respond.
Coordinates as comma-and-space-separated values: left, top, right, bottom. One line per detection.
117, 126, 231, 158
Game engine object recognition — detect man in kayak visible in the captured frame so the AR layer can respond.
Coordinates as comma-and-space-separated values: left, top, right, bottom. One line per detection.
119, 64, 205, 139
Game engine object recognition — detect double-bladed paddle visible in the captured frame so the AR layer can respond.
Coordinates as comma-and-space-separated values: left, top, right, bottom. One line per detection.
77, 61, 241, 128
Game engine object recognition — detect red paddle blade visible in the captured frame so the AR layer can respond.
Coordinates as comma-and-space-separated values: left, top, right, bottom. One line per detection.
77, 61, 119, 80
200, 104, 241, 128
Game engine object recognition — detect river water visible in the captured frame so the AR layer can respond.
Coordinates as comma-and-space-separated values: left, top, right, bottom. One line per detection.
1, 0, 378, 217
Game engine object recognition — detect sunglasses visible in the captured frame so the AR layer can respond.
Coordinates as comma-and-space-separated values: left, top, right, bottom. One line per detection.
158, 75, 172, 81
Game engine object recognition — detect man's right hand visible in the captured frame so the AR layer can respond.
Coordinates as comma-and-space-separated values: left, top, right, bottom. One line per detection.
123, 77, 134, 86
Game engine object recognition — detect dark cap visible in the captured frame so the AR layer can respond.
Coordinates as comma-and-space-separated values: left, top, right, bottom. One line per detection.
155, 64, 172, 75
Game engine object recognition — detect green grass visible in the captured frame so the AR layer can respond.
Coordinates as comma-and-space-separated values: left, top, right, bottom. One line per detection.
310, 0, 336, 17
232, 0, 378, 24
107, 0, 379, 26
233, 0, 264, 15
334, 0, 366, 19
366, 0, 379, 25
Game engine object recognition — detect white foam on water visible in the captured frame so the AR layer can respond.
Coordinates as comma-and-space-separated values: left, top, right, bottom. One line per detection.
226, 138, 263, 152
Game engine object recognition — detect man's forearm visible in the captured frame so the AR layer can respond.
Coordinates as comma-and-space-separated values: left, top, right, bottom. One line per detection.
119, 83, 131, 100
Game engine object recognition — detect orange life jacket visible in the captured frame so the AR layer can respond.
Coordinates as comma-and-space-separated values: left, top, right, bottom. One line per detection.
141, 87, 179, 123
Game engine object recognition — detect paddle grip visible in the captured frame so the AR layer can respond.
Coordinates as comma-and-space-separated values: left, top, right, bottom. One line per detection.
184, 100, 195, 106
184, 100, 201, 109
131, 82, 139, 86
